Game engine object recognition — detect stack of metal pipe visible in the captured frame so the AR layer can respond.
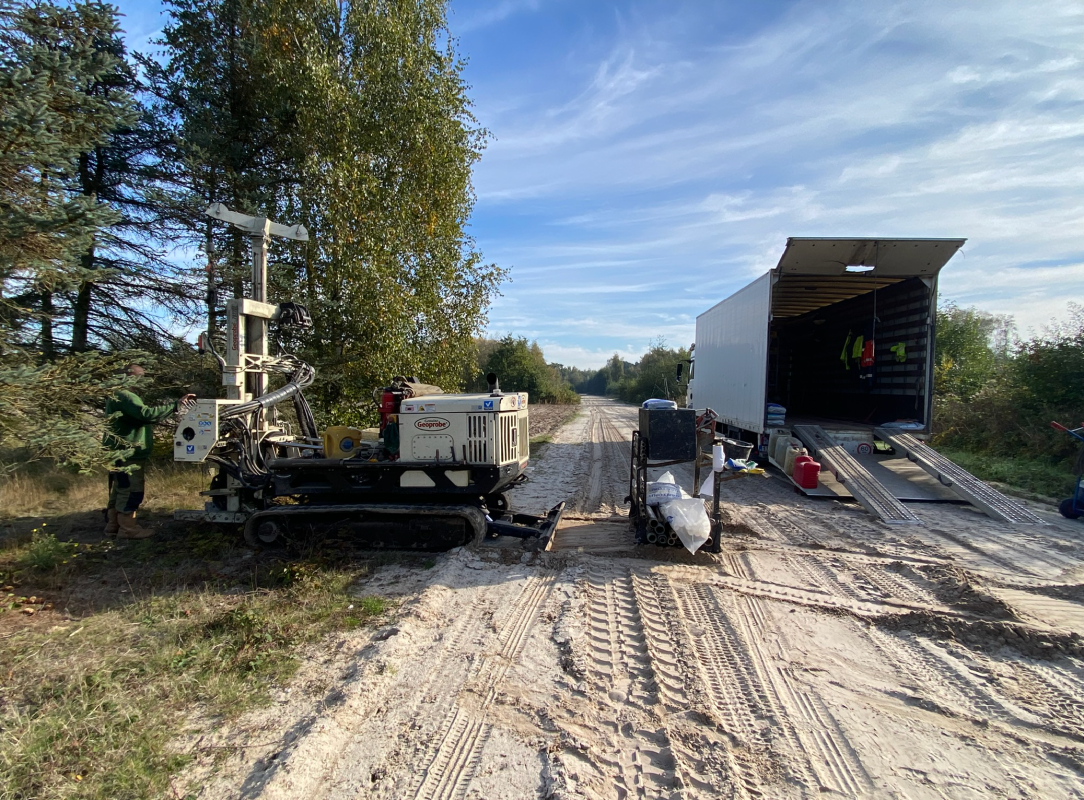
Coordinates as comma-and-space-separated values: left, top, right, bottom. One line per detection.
644, 504, 714, 550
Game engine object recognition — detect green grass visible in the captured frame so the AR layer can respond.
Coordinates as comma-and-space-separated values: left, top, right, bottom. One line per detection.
356, 595, 388, 616
936, 448, 1076, 500
0, 459, 207, 522
0, 460, 441, 799
16, 528, 79, 573
0, 544, 391, 800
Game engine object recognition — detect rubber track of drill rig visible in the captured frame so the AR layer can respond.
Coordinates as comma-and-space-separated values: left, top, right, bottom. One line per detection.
243, 503, 488, 550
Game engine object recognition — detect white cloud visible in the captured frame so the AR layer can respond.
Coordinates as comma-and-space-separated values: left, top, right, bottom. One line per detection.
462, 0, 1084, 365
453, 0, 542, 34
538, 343, 644, 370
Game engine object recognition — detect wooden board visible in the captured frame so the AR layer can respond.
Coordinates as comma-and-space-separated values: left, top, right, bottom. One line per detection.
770, 454, 961, 503
549, 515, 635, 552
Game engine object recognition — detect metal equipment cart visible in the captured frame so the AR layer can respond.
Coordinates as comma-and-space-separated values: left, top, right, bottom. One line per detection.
626, 407, 722, 553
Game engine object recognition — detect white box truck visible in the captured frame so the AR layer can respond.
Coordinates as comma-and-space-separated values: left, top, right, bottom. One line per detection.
687, 237, 966, 448
684, 237, 1046, 527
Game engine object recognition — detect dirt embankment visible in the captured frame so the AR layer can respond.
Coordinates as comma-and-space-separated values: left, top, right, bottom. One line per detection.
529, 403, 582, 440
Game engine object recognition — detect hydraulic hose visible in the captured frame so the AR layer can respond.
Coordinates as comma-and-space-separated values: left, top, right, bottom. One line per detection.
219, 382, 298, 418
220, 362, 315, 419
293, 391, 319, 441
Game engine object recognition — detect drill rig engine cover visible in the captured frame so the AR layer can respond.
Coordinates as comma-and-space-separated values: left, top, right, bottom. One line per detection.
173, 205, 563, 549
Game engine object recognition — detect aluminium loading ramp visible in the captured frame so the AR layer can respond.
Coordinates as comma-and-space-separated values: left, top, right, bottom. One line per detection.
875, 428, 1045, 525
792, 425, 921, 525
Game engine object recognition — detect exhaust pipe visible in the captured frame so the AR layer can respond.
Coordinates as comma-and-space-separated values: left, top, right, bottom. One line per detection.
487, 372, 501, 395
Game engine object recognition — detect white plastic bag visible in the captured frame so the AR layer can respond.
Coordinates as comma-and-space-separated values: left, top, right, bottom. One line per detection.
660, 497, 712, 554
698, 472, 714, 499
646, 471, 682, 505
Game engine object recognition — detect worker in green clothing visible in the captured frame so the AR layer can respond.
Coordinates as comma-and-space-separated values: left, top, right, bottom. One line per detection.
103, 364, 195, 539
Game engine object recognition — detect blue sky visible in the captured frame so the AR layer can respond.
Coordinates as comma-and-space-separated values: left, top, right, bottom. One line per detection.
116, 0, 1084, 369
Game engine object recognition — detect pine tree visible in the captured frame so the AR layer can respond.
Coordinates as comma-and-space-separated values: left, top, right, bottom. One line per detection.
66, 3, 196, 354
0, 1, 123, 341
0, 0, 139, 470
140, 0, 299, 339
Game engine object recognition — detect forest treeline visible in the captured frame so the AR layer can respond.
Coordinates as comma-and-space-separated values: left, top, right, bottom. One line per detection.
466, 336, 579, 404
1, 0, 500, 471
465, 337, 691, 407
556, 340, 690, 405
933, 302, 1084, 497
470, 333, 689, 405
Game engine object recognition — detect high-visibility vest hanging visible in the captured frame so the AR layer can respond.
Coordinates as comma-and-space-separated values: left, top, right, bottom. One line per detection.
860, 339, 874, 368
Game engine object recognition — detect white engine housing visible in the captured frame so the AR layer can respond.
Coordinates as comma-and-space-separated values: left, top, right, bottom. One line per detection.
399, 393, 529, 468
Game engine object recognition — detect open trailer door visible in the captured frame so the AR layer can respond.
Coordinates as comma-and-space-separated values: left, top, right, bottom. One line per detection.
694, 272, 772, 434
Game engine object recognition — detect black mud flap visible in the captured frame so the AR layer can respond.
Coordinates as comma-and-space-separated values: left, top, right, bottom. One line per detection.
486, 501, 566, 546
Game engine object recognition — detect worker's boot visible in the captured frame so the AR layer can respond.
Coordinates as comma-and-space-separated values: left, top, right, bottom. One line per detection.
116, 512, 154, 540
103, 508, 119, 536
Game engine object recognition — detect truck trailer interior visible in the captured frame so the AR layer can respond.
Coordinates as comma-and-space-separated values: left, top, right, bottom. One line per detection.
691, 236, 1045, 525
767, 238, 966, 432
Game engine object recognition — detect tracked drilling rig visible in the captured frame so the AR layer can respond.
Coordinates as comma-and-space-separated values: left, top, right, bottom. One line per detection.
173, 205, 563, 548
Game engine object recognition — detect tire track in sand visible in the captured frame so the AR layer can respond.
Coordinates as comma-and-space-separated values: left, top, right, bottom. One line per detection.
864, 623, 1084, 753
568, 400, 635, 515
570, 408, 605, 514
779, 551, 942, 610
630, 570, 744, 798
410, 573, 555, 800
738, 595, 871, 796
672, 581, 873, 796
862, 626, 1055, 796
259, 579, 497, 800
599, 410, 634, 513
579, 566, 678, 798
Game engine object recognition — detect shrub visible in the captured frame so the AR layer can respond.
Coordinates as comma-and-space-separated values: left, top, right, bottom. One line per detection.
17, 529, 77, 573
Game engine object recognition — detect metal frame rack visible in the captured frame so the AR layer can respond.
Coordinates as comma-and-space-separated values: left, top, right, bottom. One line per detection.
627, 430, 724, 554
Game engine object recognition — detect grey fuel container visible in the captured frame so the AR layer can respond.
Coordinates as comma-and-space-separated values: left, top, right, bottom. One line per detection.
639, 408, 696, 460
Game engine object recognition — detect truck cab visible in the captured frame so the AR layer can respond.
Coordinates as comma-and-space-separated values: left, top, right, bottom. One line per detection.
684, 345, 696, 409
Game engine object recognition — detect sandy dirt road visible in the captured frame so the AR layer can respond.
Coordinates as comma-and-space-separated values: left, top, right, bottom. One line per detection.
190, 396, 1084, 799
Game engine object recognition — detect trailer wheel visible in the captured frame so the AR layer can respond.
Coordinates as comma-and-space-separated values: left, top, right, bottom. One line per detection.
485, 493, 509, 513
1059, 499, 1081, 520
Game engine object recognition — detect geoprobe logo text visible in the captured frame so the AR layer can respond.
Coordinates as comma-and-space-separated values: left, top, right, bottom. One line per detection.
414, 417, 450, 431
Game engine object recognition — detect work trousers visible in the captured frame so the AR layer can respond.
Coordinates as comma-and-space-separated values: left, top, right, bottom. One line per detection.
107, 460, 146, 514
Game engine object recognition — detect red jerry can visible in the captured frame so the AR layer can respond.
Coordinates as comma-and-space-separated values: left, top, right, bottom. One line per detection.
794, 457, 821, 489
